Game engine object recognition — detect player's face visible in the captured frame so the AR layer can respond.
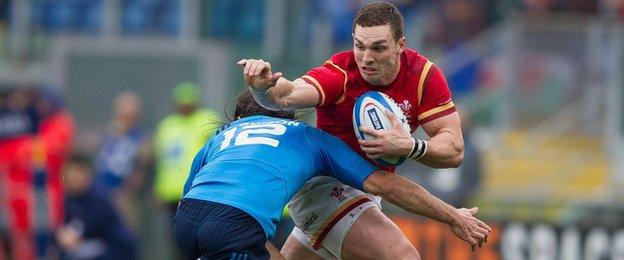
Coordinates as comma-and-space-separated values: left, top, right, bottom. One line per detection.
353, 24, 405, 86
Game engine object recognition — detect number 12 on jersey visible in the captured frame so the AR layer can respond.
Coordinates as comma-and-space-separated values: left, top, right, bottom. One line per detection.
220, 123, 287, 150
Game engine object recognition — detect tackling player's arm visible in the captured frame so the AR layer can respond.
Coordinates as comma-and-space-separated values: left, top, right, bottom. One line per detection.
314, 128, 488, 250
237, 59, 319, 111
363, 170, 489, 250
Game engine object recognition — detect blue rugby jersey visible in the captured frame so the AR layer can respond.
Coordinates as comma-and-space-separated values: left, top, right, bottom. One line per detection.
182, 115, 378, 239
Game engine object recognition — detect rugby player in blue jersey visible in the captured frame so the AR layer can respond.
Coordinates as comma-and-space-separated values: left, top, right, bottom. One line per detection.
173, 91, 490, 260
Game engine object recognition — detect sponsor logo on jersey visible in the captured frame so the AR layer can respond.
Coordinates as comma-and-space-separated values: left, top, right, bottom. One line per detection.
298, 212, 319, 233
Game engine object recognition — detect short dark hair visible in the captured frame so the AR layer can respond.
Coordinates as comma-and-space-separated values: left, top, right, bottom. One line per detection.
353, 2, 404, 42
234, 90, 295, 120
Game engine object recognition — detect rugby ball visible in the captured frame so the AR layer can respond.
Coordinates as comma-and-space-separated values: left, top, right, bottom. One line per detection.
352, 91, 411, 166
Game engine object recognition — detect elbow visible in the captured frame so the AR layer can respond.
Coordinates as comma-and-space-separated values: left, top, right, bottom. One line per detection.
451, 139, 465, 167
445, 143, 464, 168
363, 171, 393, 197
449, 151, 464, 168
430, 143, 463, 168
368, 174, 403, 204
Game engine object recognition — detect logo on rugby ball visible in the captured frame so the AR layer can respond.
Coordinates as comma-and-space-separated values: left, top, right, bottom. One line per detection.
366, 107, 383, 130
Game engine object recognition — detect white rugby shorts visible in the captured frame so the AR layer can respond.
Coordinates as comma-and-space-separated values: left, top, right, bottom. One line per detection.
287, 176, 381, 259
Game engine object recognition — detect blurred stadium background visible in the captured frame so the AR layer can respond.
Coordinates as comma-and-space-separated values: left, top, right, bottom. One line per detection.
1, 0, 623, 259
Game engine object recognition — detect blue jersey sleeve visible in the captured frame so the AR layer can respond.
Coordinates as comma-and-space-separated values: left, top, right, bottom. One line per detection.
183, 145, 208, 196
305, 127, 379, 190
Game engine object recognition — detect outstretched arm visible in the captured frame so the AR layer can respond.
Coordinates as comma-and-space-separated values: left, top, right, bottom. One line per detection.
363, 170, 490, 250
237, 59, 320, 111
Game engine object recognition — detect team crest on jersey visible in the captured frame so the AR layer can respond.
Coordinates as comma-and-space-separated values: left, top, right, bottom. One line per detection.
330, 186, 347, 202
398, 99, 413, 120
398, 99, 412, 113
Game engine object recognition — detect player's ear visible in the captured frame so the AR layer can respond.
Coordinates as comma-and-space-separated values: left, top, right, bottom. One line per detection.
397, 37, 406, 55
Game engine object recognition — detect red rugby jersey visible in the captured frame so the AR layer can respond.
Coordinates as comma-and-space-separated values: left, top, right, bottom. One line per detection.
302, 49, 456, 171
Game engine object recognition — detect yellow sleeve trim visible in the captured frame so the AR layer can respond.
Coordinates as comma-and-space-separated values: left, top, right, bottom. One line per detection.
418, 101, 455, 121
324, 60, 348, 104
417, 60, 434, 106
301, 75, 326, 106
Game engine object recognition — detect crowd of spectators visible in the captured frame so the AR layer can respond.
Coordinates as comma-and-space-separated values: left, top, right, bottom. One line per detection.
0, 83, 221, 259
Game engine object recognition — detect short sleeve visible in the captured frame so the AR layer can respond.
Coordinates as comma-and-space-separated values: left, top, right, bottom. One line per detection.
417, 65, 457, 124
305, 127, 378, 190
301, 61, 347, 107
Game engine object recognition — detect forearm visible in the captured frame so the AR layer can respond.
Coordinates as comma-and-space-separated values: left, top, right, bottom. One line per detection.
365, 172, 459, 226
240, 59, 320, 110
250, 77, 317, 111
385, 175, 459, 225
416, 130, 464, 168
250, 77, 295, 111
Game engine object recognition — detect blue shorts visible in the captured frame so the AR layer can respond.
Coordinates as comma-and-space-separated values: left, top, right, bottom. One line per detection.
173, 199, 269, 260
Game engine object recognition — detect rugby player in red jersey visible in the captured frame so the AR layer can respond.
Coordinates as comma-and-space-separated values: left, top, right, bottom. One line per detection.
238, 2, 486, 259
